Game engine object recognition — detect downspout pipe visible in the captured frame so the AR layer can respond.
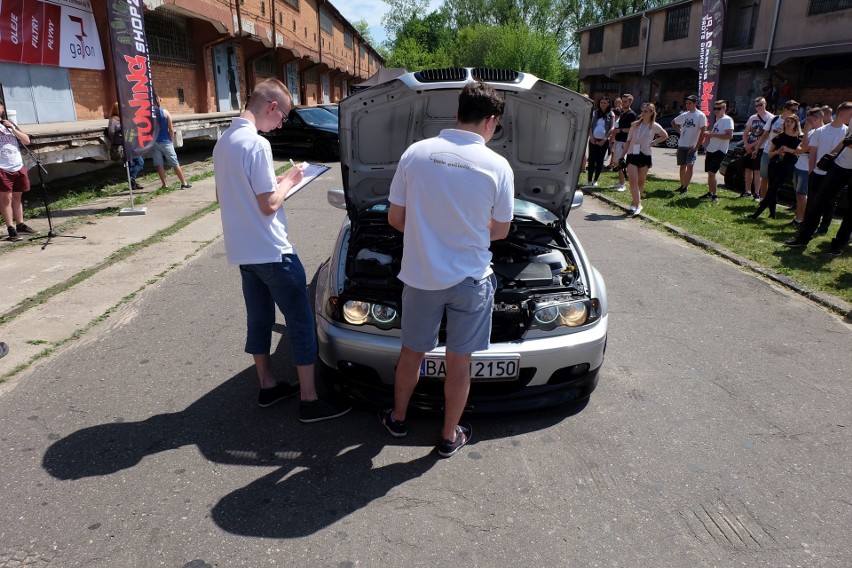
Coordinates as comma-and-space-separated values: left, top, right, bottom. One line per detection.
642, 11, 650, 77
764, 0, 781, 69
233, 0, 243, 37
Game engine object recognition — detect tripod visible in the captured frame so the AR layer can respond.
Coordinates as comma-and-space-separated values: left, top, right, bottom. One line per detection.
18, 138, 86, 250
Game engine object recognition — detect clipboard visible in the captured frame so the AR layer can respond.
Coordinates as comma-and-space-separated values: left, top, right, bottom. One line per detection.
284, 162, 331, 200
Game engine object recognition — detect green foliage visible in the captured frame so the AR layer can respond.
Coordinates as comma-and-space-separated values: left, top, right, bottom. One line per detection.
352, 18, 376, 46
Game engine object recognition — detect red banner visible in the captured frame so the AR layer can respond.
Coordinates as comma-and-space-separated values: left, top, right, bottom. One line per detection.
106, 0, 158, 159
0, 0, 25, 63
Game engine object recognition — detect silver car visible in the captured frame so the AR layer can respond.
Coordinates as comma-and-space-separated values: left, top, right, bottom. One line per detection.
315, 68, 608, 413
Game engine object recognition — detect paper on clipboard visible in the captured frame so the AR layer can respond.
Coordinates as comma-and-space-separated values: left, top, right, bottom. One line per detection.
284, 163, 331, 200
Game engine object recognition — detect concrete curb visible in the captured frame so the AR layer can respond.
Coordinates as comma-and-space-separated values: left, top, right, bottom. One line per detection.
586, 189, 852, 323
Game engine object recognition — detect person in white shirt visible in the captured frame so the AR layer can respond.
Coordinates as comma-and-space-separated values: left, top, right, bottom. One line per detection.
791, 108, 825, 226
213, 78, 351, 422
383, 81, 514, 458
802, 105, 849, 235
623, 102, 669, 217
672, 95, 707, 195
785, 102, 852, 251
741, 97, 773, 199
700, 100, 734, 202
0, 102, 38, 241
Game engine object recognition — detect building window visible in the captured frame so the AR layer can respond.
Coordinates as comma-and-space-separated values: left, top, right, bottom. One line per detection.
255, 53, 275, 77
664, 4, 691, 41
145, 10, 194, 64
360, 45, 366, 59
725, 0, 759, 50
344, 29, 353, 49
261, 1, 265, 16
807, 0, 852, 14
588, 27, 603, 54
319, 6, 333, 34
283, 0, 299, 9
597, 78, 620, 92
621, 16, 640, 48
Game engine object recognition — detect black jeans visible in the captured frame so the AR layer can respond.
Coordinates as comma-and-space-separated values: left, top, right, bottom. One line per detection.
754, 159, 794, 218
799, 165, 852, 243
587, 142, 607, 183
804, 173, 835, 234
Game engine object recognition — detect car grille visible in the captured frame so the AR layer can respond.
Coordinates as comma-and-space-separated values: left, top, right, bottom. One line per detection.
472, 68, 520, 83
414, 68, 468, 82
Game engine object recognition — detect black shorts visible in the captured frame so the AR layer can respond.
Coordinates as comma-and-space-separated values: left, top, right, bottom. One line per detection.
625, 152, 652, 169
742, 149, 762, 170
704, 150, 725, 173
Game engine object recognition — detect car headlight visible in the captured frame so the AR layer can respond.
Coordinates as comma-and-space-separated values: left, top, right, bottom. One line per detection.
328, 297, 400, 329
531, 298, 600, 330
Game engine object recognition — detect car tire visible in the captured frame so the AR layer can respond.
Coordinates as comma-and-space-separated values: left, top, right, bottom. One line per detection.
665, 134, 679, 149
314, 138, 336, 162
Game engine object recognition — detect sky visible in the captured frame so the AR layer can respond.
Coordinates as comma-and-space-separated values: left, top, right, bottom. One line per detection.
336, 0, 444, 47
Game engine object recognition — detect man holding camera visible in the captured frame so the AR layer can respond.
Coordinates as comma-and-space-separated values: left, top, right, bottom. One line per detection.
0, 102, 38, 242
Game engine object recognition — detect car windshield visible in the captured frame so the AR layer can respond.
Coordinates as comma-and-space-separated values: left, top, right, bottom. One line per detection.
295, 108, 338, 127
321, 106, 339, 116
366, 198, 556, 222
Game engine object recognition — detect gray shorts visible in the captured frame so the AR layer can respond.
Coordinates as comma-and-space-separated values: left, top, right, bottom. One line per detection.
676, 147, 697, 165
151, 141, 179, 168
759, 150, 771, 178
613, 141, 627, 161
401, 274, 496, 354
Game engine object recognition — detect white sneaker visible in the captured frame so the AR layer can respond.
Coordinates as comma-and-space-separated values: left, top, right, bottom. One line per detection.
631, 204, 643, 217
628, 205, 637, 212
614, 184, 625, 192
592, 181, 598, 188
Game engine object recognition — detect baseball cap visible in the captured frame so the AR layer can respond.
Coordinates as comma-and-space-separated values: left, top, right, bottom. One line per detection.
684, 95, 698, 102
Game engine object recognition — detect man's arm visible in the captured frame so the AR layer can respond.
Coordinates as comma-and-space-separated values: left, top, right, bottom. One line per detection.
165, 110, 175, 143
388, 203, 405, 233
489, 219, 511, 241
255, 165, 304, 216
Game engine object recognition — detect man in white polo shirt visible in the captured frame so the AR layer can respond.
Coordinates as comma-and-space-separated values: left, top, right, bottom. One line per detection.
381, 81, 514, 458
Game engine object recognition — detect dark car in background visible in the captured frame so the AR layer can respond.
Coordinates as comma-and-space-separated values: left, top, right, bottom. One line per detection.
261, 106, 339, 161
654, 113, 681, 148
317, 104, 339, 117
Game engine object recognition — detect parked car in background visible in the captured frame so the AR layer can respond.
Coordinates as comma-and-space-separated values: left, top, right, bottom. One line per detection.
655, 113, 680, 148
317, 103, 339, 117
314, 68, 608, 414
261, 106, 339, 161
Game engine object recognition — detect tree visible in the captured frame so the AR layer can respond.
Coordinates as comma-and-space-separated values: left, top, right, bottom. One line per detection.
381, 0, 431, 43
352, 19, 377, 47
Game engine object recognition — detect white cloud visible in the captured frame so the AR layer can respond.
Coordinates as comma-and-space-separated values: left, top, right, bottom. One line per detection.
335, 0, 443, 46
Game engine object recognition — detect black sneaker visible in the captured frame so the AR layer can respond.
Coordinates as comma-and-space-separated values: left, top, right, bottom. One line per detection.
678, 186, 688, 195
180, 182, 192, 189
16, 223, 37, 234
815, 228, 828, 236
6, 226, 22, 242
711, 194, 718, 204
790, 219, 802, 227
699, 191, 714, 199
828, 248, 843, 257
132, 180, 144, 190
0, 341, 8, 359
379, 408, 408, 437
257, 382, 300, 407
784, 239, 807, 248
437, 424, 472, 458
298, 398, 351, 423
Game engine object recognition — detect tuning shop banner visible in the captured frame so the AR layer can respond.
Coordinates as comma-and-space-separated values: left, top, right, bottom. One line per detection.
0, 0, 104, 69
106, 0, 158, 159
698, 0, 725, 121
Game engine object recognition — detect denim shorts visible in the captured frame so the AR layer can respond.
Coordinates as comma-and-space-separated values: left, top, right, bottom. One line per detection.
676, 147, 697, 165
239, 254, 317, 365
401, 274, 496, 354
759, 151, 771, 178
793, 168, 809, 195
150, 141, 179, 168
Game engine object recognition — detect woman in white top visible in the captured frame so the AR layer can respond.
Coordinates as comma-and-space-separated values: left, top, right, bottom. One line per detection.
623, 102, 668, 217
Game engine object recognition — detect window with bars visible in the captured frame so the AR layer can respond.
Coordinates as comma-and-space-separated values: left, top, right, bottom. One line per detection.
621, 17, 641, 48
597, 78, 620, 92
588, 27, 604, 54
283, 0, 299, 9
344, 30, 353, 49
807, 0, 852, 14
664, 4, 691, 41
145, 10, 194, 64
255, 54, 275, 77
261, 1, 265, 16
319, 6, 333, 34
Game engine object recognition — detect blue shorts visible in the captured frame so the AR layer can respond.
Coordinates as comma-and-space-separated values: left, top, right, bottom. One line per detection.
793, 168, 809, 195
150, 141, 179, 168
239, 254, 317, 365
676, 147, 697, 165
759, 151, 771, 178
401, 274, 496, 354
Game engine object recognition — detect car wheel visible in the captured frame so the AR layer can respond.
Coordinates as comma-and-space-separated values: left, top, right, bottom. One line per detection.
665, 134, 679, 149
314, 138, 335, 162
723, 163, 743, 192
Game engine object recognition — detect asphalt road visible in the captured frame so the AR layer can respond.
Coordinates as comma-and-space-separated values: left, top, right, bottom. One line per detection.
1, 163, 850, 567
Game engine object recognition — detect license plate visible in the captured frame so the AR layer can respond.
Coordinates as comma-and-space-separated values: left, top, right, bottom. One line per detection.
420, 354, 520, 381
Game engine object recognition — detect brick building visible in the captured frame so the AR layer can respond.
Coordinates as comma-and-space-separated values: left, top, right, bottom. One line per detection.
578, 0, 852, 121
0, 0, 383, 125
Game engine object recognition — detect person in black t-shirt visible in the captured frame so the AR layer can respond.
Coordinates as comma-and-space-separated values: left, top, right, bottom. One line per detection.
609, 94, 636, 192
749, 116, 802, 219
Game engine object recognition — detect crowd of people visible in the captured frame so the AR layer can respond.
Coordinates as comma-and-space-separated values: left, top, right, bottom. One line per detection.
585, 92, 852, 256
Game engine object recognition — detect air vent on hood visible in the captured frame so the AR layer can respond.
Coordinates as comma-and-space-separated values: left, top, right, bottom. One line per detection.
472, 68, 520, 83
414, 68, 468, 82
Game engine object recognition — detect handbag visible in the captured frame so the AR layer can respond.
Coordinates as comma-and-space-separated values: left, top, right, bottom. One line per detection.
816, 152, 837, 171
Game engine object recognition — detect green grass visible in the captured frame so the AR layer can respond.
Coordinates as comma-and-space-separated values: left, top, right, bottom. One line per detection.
592, 171, 852, 305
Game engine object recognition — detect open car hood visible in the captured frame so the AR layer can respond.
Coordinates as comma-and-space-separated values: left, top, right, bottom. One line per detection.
339, 68, 592, 222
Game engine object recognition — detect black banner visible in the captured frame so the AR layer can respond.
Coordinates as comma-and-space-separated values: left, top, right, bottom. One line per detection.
106, 0, 158, 159
698, 0, 726, 123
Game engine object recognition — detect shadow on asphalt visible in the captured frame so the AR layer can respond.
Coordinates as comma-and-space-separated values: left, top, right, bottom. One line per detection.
583, 212, 628, 222
41, 331, 586, 538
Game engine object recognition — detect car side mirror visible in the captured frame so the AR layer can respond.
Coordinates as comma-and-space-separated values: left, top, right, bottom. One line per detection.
572, 190, 584, 210
327, 187, 346, 210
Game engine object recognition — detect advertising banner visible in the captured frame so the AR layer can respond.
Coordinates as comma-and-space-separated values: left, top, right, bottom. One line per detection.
698, 0, 726, 122
0, 0, 104, 69
106, 0, 158, 160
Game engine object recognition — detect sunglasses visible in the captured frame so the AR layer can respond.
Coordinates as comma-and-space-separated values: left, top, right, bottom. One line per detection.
493, 115, 503, 134
714, 107, 724, 110
267, 100, 289, 122
755, 102, 765, 107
